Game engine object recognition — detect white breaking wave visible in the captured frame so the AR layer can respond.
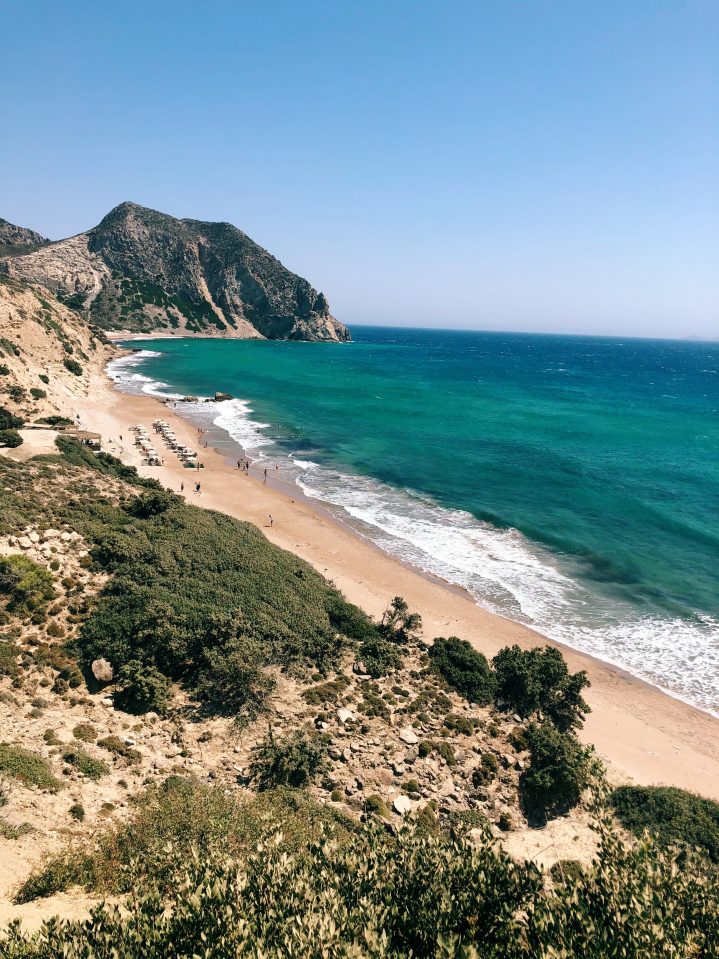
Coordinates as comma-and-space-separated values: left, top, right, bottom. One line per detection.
106, 351, 185, 400
107, 355, 719, 716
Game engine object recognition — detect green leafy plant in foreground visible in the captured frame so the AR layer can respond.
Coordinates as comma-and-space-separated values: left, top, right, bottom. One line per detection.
4, 812, 719, 958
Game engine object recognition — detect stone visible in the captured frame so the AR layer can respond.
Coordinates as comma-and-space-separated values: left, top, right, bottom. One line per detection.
101, 696, 114, 708
501, 754, 515, 770
44, 528, 61, 539
337, 708, 354, 725
17, 537, 32, 549
91, 658, 114, 683
28, 532, 40, 544
124, 737, 136, 746
438, 778, 456, 798
399, 728, 418, 745
60, 532, 73, 542
393, 795, 413, 815
375, 768, 393, 787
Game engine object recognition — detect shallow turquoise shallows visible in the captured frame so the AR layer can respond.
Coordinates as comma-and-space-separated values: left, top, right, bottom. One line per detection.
114, 327, 719, 714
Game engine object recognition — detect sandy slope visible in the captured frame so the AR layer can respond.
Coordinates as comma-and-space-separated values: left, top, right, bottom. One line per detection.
73, 369, 719, 801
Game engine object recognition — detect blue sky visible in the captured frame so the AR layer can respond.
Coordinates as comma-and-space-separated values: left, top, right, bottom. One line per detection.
1, 0, 717, 337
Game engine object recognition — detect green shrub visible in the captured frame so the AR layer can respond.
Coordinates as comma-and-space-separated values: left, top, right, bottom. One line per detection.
364, 794, 391, 818
36, 415, 73, 427
472, 752, 499, 787
114, 660, 171, 715
0, 640, 19, 678
0, 742, 62, 791
7, 816, 719, 957
69, 803, 85, 822
0, 364, 9, 375
378, 596, 422, 644
38, 375, 49, 385
358, 634, 403, 677
72, 722, 97, 742
98, 735, 141, 763
302, 674, 351, 705
418, 739, 456, 766
611, 785, 719, 864
195, 638, 275, 720
443, 713, 475, 735
492, 645, 590, 731
0, 555, 54, 615
251, 728, 329, 790
429, 636, 496, 705
17, 779, 351, 902
63, 357, 83, 376
549, 859, 585, 884
520, 723, 597, 821
0, 429, 22, 449
0, 406, 23, 430
62, 747, 109, 780
29, 388, 46, 400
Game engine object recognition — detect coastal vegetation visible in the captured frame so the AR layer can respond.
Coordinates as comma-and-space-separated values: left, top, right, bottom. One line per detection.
612, 785, 719, 864
6, 786, 719, 957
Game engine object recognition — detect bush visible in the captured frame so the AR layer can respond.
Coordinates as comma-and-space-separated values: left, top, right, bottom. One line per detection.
520, 723, 597, 821
36, 415, 74, 427
62, 747, 109, 780
611, 785, 719, 864
114, 660, 171, 715
6, 817, 719, 957
358, 634, 403, 678
98, 735, 141, 763
429, 636, 496, 705
29, 388, 46, 400
364, 794, 391, 818
194, 639, 275, 720
0, 556, 54, 615
378, 596, 422, 644
0, 640, 19, 679
0, 429, 22, 449
0, 406, 23, 430
69, 803, 85, 822
0, 364, 8, 375
72, 722, 97, 742
63, 357, 83, 376
251, 728, 329, 790
493, 645, 590, 732
0, 742, 62, 791
38, 375, 49, 385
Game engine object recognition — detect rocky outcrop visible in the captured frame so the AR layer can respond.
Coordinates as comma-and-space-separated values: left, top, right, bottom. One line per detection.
2, 202, 350, 342
0, 218, 49, 257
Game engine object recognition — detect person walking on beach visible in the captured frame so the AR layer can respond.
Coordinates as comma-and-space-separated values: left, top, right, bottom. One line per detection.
264, 468, 268, 484
180, 482, 184, 493
195, 482, 201, 494
237, 459, 241, 470
268, 514, 273, 527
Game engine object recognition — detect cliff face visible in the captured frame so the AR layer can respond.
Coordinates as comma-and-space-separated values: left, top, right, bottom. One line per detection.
0, 218, 49, 257
2, 202, 350, 342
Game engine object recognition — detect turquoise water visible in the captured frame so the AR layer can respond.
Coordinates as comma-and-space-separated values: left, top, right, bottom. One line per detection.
111, 328, 719, 713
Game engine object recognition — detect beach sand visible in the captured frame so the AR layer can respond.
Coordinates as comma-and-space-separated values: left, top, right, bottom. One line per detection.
73, 368, 719, 800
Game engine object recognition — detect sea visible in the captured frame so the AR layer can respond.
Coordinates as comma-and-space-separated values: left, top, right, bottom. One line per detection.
108, 327, 719, 716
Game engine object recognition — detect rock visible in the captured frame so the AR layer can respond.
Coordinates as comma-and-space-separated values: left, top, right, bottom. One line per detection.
375, 768, 393, 787
100, 696, 114, 708
349, 741, 361, 753
214, 392, 233, 402
353, 660, 367, 674
513, 714, 523, 724
399, 728, 418, 745
28, 532, 40, 544
438, 778, 456, 798
60, 532, 73, 542
44, 528, 60, 539
91, 658, 114, 683
393, 795, 413, 815
391, 763, 406, 776
18, 537, 32, 549
123, 737, 136, 746
144, 712, 159, 722
328, 748, 342, 761
341, 747, 352, 762
501, 754, 515, 770
337, 708, 354, 725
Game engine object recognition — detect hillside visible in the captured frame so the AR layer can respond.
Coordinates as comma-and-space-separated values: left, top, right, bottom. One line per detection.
1, 203, 350, 342
0, 273, 113, 425
0, 220, 48, 259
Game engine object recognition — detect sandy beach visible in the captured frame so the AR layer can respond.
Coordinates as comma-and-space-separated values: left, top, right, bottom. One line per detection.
71, 364, 719, 801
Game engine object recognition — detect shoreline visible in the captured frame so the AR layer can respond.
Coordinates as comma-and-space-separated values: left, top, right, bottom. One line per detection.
72, 362, 719, 799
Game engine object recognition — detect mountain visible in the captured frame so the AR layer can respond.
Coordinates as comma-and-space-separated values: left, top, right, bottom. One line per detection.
0, 218, 49, 257
1, 202, 350, 342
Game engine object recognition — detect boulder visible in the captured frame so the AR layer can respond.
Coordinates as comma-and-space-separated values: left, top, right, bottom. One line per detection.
337, 708, 354, 725
393, 795, 413, 816
91, 658, 114, 683
399, 728, 418, 745
17, 537, 32, 550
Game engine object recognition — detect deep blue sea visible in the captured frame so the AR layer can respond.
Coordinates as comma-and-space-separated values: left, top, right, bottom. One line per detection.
110, 327, 719, 714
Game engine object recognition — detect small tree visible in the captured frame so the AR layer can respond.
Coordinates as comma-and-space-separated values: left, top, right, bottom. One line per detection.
378, 596, 422, 645
520, 722, 597, 821
492, 644, 590, 731
429, 636, 496, 705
